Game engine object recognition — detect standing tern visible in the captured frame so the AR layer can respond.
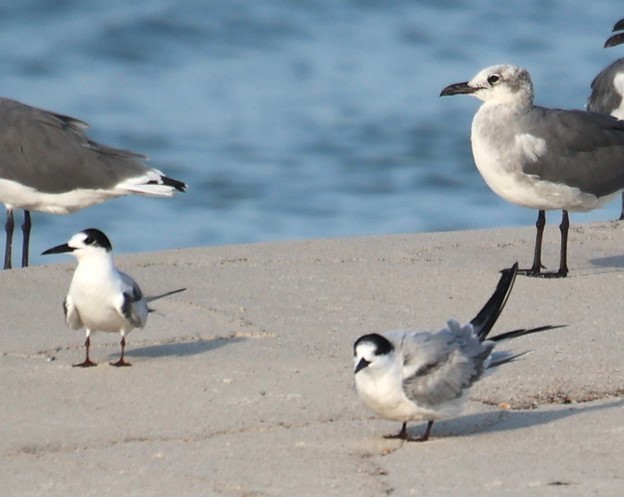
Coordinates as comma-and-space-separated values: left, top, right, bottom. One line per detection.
42, 228, 185, 367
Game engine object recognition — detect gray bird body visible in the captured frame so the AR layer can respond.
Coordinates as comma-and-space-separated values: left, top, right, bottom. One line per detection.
587, 18, 624, 220
0, 98, 154, 204
355, 322, 495, 424
0, 98, 186, 269
353, 263, 560, 441
441, 64, 624, 277
588, 58, 624, 118
473, 104, 624, 207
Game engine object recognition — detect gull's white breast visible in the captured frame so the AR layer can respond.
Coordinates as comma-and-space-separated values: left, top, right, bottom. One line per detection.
471, 106, 602, 211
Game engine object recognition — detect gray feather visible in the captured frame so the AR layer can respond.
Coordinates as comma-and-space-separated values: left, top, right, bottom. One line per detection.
587, 59, 624, 115
401, 321, 494, 408
519, 107, 624, 197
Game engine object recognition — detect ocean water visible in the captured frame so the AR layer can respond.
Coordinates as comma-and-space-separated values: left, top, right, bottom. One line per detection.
1, 0, 623, 264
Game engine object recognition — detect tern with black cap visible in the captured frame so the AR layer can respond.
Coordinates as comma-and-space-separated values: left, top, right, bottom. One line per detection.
43, 228, 185, 367
353, 263, 561, 442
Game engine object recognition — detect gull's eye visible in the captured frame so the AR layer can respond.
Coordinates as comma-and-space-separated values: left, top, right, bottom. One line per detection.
487, 74, 500, 85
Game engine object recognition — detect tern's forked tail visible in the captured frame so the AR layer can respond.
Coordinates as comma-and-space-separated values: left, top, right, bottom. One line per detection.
470, 262, 519, 341
146, 287, 187, 304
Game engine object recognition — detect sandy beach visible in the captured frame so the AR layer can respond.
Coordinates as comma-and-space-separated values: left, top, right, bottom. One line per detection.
2, 222, 623, 496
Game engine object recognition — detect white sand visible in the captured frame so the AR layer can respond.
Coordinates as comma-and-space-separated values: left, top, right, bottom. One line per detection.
1, 222, 623, 496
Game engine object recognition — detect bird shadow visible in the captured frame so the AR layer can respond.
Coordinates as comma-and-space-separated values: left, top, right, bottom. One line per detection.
123, 336, 245, 359
410, 397, 624, 440
589, 255, 624, 269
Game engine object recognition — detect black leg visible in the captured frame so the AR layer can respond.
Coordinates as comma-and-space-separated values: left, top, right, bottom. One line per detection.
73, 335, 97, 368
384, 420, 434, 442
620, 192, 624, 221
518, 210, 545, 276
4, 208, 14, 270
417, 420, 435, 442
384, 422, 408, 440
557, 210, 569, 277
520, 210, 569, 278
110, 336, 131, 367
21, 210, 31, 268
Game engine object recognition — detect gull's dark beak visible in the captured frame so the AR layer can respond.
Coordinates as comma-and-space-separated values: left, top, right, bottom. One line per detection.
605, 32, 624, 48
440, 81, 475, 97
605, 19, 624, 47
354, 357, 371, 375
42, 243, 73, 256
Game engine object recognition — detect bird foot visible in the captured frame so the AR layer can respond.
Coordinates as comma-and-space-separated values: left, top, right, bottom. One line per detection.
73, 359, 97, 368
383, 432, 430, 442
406, 435, 430, 442
517, 268, 568, 278
109, 359, 132, 367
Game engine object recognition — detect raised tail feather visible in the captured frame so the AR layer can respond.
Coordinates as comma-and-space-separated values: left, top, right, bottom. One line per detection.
146, 287, 187, 313
470, 262, 519, 341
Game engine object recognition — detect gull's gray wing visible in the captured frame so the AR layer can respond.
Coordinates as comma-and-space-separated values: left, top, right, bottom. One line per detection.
587, 59, 624, 115
520, 106, 624, 197
395, 321, 494, 407
0, 98, 149, 194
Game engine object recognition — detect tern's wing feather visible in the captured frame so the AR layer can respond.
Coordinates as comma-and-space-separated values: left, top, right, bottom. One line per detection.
63, 295, 83, 330
399, 321, 494, 407
115, 272, 148, 329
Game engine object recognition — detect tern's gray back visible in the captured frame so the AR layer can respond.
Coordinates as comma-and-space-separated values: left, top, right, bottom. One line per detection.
119, 271, 147, 329
519, 106, 624, 197
0, 98, 151, 194
399, 324, 493, 408
588, 59, 624, 114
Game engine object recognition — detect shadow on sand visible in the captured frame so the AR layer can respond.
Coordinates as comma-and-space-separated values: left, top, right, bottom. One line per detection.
403, 397, 624, 440
124, 336, 246, 359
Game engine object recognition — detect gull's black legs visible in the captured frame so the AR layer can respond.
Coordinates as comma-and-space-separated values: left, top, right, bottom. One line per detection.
518, 209, 545, 277
4, 208, 14, 270
21, 210, 31, 268
518, 209, 568, 278
384, 420, 435, 442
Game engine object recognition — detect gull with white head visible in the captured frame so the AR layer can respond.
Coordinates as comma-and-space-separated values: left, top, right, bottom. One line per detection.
441, 64, 624, 277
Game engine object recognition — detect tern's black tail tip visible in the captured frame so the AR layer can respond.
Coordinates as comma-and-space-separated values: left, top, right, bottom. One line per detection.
490, 324, 567, 342
470, 263, 519, 341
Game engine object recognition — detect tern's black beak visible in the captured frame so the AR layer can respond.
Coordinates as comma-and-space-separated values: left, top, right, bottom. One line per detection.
42, 243, 74, 256
354, 357, 371, 375
439, 81, 475, 97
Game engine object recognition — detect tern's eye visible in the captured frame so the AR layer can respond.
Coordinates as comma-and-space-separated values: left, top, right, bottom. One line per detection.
487, 74, 500, 85
84, 236, 94, 245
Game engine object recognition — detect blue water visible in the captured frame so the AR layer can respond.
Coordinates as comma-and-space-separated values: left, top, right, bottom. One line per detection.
2, 0, 623, 264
